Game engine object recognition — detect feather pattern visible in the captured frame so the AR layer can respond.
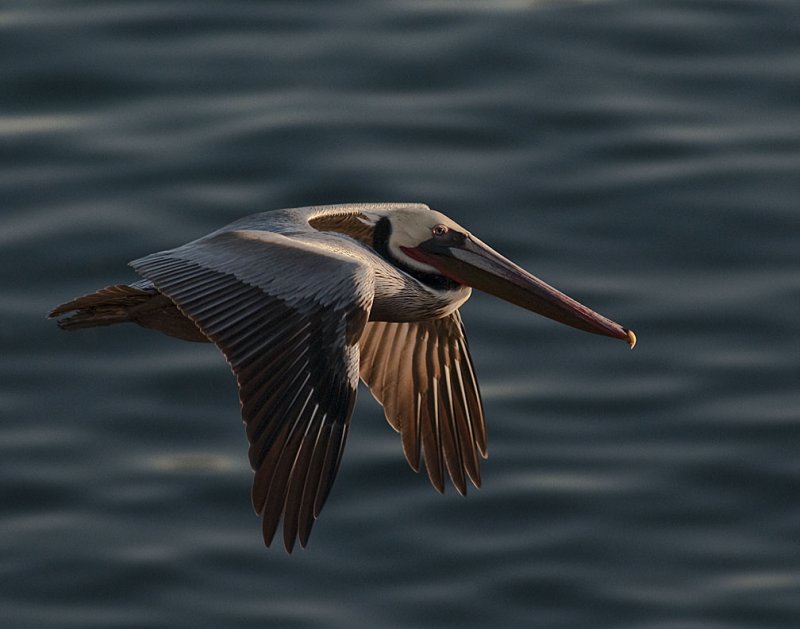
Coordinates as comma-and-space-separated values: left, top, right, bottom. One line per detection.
130, 228, 374, 552
358, 311, 486, 494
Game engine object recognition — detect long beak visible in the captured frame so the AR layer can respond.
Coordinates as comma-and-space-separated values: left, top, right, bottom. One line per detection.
407, 234, 636, 348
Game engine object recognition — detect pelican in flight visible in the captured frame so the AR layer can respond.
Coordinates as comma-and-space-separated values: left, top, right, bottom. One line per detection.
51, 203, 635, 551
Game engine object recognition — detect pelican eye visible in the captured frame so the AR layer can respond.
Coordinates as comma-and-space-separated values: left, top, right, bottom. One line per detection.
432, 224, 449, 237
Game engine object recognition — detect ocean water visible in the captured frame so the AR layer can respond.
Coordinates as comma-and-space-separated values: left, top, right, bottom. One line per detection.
2, 1, 800, 627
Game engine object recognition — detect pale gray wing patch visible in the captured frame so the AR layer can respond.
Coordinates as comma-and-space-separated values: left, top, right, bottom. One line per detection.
131, 231, 372, 552
359, 311, 486, 495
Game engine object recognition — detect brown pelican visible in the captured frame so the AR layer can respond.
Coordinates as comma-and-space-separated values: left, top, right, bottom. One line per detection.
50, 203, 635, 552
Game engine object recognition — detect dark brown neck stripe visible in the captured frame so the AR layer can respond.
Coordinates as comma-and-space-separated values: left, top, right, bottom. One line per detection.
372, 217, 461, 292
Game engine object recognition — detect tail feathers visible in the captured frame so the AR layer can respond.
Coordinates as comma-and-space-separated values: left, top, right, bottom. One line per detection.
50, 284, 157, 331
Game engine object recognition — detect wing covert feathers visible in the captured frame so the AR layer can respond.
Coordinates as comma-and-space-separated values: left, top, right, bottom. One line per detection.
359, 312, 486, 495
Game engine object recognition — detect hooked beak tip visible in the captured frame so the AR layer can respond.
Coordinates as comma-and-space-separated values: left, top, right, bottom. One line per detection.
626, 329, 637, 350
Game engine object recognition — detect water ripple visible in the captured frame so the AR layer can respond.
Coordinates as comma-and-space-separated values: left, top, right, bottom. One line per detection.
3, 1, 800, 627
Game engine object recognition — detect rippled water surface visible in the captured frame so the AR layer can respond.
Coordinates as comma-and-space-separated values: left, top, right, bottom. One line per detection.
3, 1, 800, 627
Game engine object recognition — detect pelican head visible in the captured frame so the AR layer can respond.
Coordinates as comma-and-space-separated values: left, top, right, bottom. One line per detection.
374, 205, 635, 347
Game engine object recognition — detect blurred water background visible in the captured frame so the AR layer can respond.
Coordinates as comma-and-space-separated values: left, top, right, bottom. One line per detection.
2, 1, 800, 627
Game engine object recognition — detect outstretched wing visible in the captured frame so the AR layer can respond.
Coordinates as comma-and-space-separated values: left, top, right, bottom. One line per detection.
131, 229, 374, 552
358, 311, 486, 495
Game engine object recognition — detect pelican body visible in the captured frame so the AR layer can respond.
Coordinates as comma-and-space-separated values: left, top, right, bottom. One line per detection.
51, 203, 635, 551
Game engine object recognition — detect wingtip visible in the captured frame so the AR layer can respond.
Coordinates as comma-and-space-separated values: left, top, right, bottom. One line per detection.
467, 468, 482, 489
264, 534, 297, 555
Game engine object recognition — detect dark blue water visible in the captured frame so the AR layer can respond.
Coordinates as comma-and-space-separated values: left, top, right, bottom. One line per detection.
3, 1, 800, 627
